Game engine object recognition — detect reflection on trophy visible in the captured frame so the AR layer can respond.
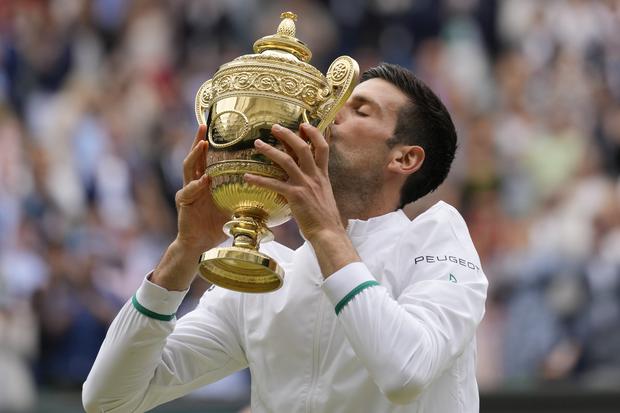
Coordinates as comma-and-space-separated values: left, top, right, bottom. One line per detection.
195, 12, 359, 293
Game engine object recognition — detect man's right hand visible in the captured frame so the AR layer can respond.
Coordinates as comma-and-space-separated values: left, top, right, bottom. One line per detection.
151, 125, 229, 291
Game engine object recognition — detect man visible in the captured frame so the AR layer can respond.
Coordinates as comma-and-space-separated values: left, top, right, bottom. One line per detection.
83, 63, 488, 412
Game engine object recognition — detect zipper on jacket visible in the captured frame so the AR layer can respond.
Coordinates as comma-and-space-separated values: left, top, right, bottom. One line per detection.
304, 295, 325, 413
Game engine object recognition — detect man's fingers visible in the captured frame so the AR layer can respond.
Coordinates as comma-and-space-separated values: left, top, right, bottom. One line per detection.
183, 125, 208, 185
271, 124, 316, 171
176, 175, 209, 206
191, 125, 207, 150
243, 173, 289, 196
183, 140, 206, 185
254, 139, 303, 181
300, 123, 329, 171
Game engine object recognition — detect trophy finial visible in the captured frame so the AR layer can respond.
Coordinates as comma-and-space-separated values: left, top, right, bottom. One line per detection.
253, 11, 311, 62
278, 12, 297, 37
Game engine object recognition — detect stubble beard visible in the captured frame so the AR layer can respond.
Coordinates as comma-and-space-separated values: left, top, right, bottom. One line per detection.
327, 142, 385, 220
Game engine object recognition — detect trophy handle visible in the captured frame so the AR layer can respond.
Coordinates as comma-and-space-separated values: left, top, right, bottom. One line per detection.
195, 79, 213, 126
316, 56, 359, 132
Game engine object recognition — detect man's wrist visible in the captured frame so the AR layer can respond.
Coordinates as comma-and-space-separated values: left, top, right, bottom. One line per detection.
308, 229, 361, 278
174, 233, 224, 256
151, 238, 204, 291
306, 226, 348, 246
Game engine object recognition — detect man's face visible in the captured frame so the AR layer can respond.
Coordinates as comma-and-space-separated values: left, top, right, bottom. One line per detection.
327, 78, 409, 202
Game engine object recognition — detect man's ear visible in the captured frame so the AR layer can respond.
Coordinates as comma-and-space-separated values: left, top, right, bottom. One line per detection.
388, 145, 425, 176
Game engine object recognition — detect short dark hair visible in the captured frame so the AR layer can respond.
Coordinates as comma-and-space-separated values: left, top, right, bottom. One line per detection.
360, 63, 457, 208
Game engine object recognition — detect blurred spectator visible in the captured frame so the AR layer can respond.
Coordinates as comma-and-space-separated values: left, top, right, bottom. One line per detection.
33, 242, 122, 389
579, 184, 620, 388
0, 275, 38, 411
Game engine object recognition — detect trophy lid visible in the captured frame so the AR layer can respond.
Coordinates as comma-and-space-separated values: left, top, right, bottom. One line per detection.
253, 12, 312, 63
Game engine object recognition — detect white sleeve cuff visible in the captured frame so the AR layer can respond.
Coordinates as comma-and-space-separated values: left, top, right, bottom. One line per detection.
321, 262, 378, 308
133, 273, 190, 318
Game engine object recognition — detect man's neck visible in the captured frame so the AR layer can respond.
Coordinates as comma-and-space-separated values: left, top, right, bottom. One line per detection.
336, 192, 398, 228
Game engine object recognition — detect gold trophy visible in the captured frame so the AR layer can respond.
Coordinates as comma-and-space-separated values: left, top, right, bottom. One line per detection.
195, 12, 358, 293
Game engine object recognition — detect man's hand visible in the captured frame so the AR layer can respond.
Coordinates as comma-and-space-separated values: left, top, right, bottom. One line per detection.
151, 125, 229, 291
176, 125, 229, 252
244, 123, 360, 277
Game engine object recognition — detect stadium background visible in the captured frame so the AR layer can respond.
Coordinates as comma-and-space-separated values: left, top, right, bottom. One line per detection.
0, 0, 619, 411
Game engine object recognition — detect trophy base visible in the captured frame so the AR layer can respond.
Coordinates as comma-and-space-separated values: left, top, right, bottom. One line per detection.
198, 247, 284, 293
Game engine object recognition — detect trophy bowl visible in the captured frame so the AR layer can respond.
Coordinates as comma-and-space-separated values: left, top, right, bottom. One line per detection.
195, 12, 358, 293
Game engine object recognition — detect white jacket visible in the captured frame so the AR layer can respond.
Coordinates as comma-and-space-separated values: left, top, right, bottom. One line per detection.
83, 201, 488, 412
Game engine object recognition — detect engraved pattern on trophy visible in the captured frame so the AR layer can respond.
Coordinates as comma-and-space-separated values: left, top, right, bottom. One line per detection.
210, 66, 328, 116
211, 71, 325, 107
194, 11, 359, 293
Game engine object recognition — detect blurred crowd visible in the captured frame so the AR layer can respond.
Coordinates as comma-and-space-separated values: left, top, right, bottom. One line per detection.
1, 0, 619, 410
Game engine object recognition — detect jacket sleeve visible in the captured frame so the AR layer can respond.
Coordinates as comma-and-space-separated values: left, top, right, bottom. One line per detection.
82, 278, 247, 413
321, 208, 488, 405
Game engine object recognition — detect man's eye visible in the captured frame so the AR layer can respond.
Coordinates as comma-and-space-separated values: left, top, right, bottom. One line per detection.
355, 109, 369, 117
